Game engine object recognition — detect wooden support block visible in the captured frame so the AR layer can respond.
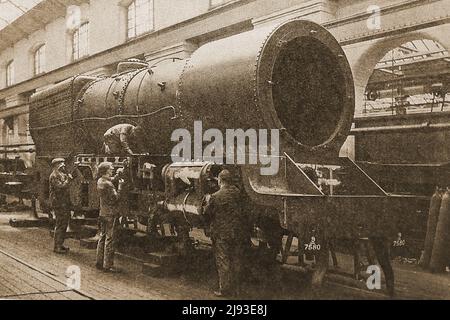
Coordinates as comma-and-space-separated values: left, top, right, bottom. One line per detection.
79, 225, 98, 239
9, 218, 48, 228
146, 252, 180, 266
80, 238, 99, 250
142, 262, 179, 278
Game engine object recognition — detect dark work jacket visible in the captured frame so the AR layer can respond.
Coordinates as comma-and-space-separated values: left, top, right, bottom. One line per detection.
204, 185, 249, 241
103, 124, 135, 155
49, 169, 72, 210
97, 176, 121, 217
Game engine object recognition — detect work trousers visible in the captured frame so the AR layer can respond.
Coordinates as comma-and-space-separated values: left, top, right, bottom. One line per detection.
103, 139, 125, 155
213, 237, 247, 294
96, 216, 118, 269
54, 209, 70, 250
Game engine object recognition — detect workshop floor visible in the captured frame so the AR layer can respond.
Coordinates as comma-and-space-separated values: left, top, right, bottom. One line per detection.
0, 210, 449, 300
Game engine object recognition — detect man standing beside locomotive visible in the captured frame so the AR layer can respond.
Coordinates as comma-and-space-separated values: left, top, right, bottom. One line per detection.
203, 169, 251, 297
103, 123, 145, 156
96, 162, 125, 273
49, 158, 74, 254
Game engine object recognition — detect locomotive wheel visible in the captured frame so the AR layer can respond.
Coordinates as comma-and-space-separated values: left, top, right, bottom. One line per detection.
370, 237, 395, 297
137, 215, 149, 226
310, 241, 330, 289
48, 210, 55, 222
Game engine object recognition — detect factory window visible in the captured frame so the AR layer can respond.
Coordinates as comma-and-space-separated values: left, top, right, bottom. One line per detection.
362, 39, 449, 116
18, 114, 29, 138
6, 60, 14, 87
4, 117, 14, 136
34, 44, 46, 76
127, 0, 154, 39
72, 22, 89, 60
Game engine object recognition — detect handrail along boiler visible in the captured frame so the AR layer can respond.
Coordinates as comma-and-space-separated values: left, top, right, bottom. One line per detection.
29, 20, 414, 295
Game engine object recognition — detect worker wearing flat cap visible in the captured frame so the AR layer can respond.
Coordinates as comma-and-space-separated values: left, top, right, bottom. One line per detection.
203, 169, 251, 297
49, 158, 74, 254
96, 162, 125, 272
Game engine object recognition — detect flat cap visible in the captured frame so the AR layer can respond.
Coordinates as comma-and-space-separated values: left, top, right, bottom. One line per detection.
51, 158, 65, 166
98, 162, 113, 176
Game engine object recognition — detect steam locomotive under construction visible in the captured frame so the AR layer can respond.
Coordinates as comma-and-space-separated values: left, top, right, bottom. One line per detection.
26, 19, 418, 296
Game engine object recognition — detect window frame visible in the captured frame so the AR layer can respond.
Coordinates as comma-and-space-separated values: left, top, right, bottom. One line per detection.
4, 116, 14, 136
72, 22, 90, 61
6, 60, 14, 87
127, 0, 155, 40
34, 44, 46, 76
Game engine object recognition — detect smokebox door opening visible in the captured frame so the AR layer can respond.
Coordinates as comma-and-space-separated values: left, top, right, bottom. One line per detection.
271, 36, 346, 148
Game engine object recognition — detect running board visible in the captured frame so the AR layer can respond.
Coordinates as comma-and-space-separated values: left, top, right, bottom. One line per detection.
241, 154, 419, 239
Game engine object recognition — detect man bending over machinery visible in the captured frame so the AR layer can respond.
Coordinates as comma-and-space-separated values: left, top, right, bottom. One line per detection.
103, 123, 145, 156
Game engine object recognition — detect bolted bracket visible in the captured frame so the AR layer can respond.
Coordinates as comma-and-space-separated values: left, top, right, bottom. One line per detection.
157, 82, 167, 91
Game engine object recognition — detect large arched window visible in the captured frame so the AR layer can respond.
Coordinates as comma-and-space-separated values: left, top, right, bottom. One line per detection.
6, 60, 14, 87
72, 22, 89, 60
362, 39, 449, 116
34, 44, 46, 75
127, 0, 154, 39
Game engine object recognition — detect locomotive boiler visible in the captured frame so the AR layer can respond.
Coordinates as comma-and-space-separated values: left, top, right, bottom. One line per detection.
29, 19, 416, 294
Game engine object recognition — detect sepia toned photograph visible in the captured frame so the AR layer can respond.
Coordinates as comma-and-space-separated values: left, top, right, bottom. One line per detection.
0, 0, 449, 305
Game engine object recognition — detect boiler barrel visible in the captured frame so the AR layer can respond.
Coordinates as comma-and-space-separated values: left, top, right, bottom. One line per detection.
179, 20, 355, 158
31, 20, 355, 160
